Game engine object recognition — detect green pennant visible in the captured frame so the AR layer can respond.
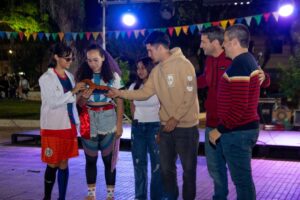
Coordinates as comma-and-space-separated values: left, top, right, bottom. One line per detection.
253, 15, 262, 25
11, 32, 18, 39
203, 22, 211, 28
159, 28, 167, 33
51, 33, 58, 41
79, 32, 85, 40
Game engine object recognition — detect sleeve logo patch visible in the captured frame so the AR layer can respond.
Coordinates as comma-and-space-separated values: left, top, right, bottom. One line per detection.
167, 74, 175, 87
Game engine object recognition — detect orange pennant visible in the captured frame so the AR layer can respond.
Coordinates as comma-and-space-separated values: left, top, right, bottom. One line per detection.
58, 32, 64, 41
32, 33, 38, 41
228, 19, 236, 26
182, 26, 189, 35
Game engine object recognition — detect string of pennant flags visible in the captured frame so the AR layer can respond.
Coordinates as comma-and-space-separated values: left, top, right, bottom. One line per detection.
0, 11, 280, 42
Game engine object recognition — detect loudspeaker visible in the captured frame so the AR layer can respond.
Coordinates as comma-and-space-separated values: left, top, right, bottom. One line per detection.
258, 98, 279, 124
294, 110, 300, 126
258, 102, 274, 124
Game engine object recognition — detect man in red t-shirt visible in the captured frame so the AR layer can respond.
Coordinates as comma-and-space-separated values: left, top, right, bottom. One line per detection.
198, 26, 270, 200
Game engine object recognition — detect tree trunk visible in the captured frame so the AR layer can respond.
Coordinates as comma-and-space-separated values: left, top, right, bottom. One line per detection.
40, 0, 86, 73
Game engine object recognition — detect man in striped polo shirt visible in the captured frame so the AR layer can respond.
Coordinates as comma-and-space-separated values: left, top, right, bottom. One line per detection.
209, 24, 261, 200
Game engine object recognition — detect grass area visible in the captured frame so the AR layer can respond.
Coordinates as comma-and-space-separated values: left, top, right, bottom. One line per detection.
0, 99, 40, 119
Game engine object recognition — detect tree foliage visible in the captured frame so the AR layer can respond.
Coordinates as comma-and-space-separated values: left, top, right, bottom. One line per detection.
280, 50, 300, 108
0, 2, 49, 36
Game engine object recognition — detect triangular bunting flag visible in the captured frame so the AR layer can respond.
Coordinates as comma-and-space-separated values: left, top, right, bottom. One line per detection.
85, 32, 92, 40
174, 26, 182, 36
182, 26, 189, 35
133, 30, 140, 38
120, 31, 126, 39
140, 29, 146, 36
263, 13, 271, 22
18, 32, 24, 41
245, 16, 252, 26
160, 28, 167, 33
272, 12, 279, 22
212, 21, 220, 26
168, 27, 174, 36
253, 15, 262, 25
25, 32, 31, 40
72, 32, 78, 40
45, 33, 51, 40
126, 31, 132, 38
79, 32, 85, 40
51, 33, 58, 41
203, 22, 211, 29
58, 32, 64, 41
6, 32, 12, 39
115, 31, 120, 39
189, 25, 197, 34
220, 20, 228, 29
92, 32, 99, 40
0, 31, 5, 39
32, 33, 38, 41
236, 18, 244, 24
11, 32, 18, 39
38, 33, 44, 41
196, 24, 203, 31
64, 33, 72, 41
228, 19, 235, 26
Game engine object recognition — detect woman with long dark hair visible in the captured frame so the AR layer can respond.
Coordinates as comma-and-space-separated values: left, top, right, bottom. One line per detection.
129, 57, 165, 200
76, 44, 124, 200
39, 43, 85, 200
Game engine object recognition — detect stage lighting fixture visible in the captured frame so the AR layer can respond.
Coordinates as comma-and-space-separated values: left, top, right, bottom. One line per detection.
278, 0, 295, 17
121, 12, 137, 26
203, 0, 252, 6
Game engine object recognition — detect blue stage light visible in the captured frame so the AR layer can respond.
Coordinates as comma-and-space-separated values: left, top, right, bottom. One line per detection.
122, 13, 137, 27
278, 1, 295, 17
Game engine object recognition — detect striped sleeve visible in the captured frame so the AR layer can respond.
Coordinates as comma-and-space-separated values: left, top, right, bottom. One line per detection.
217, 74, 250, 132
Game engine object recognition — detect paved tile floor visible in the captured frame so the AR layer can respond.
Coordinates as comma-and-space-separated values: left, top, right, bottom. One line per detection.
1, 146, 300, 200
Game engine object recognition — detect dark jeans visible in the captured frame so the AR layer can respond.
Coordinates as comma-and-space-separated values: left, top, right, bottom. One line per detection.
221, 129, 259, 200
159, 126, 199, 200
205, 127, 228, 200
131, 121, 164, 200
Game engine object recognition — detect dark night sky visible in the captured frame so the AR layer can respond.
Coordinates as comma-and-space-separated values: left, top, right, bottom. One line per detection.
84, 0, 282, 31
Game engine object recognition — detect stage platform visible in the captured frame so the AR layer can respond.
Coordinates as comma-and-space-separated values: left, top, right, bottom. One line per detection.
11, 124, 300, 161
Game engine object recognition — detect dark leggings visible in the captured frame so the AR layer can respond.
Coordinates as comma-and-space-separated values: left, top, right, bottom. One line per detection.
85, 153, 116, 185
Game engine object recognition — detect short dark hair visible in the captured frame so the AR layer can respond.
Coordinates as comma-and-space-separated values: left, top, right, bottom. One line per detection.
225, 24, 250, 48
48, 43, 73, 68
143, 31, 170, 49
201, 26, 224, 45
